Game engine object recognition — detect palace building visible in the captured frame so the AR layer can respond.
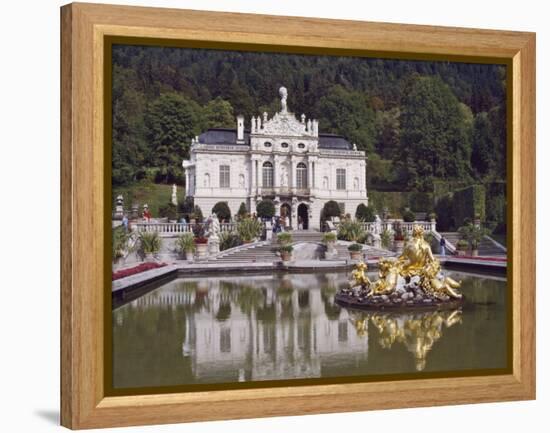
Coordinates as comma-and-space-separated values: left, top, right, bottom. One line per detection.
182, 87, 368, 230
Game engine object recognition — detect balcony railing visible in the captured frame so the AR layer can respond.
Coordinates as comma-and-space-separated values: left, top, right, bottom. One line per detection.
258, 187, 310, 196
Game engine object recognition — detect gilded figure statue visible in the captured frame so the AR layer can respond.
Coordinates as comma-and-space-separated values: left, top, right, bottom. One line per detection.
369, 258, 401, 296
341, 224, 462, 303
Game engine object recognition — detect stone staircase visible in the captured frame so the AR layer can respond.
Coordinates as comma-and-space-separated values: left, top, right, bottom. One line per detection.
210, 241, 279, 264
438, 232, 506, 256
208, 230, 396, 264
334, 242, 395, 260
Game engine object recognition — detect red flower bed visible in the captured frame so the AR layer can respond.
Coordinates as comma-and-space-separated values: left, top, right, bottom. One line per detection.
112, 262, 167, 281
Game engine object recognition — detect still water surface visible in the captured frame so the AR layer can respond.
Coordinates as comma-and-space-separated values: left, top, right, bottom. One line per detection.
112, 270, 507, 389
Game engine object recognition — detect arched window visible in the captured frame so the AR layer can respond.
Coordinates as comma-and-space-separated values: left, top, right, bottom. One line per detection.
297, 142, 306, 149
281, 142, 289, 149
296, 162, 308, 189
262, 161, 274, 188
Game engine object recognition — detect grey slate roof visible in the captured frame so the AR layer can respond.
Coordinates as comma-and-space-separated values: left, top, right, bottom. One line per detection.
198, 128, 251, 145
198, 128, 352, 150
318, 134, 353, 150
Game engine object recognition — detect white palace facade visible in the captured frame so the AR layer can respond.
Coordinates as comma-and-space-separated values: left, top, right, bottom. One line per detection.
182, 87, 368, 230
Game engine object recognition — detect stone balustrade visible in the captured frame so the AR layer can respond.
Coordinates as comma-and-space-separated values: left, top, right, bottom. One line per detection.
134, 221, 239, 236
336, 220, 437, 236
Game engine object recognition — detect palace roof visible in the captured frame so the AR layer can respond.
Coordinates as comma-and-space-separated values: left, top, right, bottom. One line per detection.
198, 128, 353, 150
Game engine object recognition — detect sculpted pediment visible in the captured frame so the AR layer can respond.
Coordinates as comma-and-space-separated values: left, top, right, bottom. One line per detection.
261, 111, 307, 137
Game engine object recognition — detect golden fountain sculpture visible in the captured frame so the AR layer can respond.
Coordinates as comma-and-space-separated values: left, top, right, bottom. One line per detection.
337, 225, 463, 310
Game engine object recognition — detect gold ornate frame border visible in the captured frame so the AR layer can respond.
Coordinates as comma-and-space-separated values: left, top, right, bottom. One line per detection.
61, 2, 535, 429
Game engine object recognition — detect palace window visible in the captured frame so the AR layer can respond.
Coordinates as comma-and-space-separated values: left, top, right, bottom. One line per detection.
262, 161, 274, 188
281, 142, 289, 148
296, 162, 308, 189
297, 142, 305, 149
336, 168, 346, 190
219, 165, 230, 188
264, 141, 272, 148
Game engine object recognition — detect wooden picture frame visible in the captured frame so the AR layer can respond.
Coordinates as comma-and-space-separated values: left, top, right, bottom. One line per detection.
61, 2, 536, 429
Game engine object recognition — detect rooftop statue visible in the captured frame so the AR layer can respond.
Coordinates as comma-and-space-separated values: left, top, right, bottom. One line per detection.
279, 86, 288, 112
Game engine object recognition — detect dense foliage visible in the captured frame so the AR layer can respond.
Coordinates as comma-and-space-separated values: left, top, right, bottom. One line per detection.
112, 46, 506, 191
256, 199, 276, 219
355, 203, 376, 222
322, 200, 342, 218
212, 201, 232, 221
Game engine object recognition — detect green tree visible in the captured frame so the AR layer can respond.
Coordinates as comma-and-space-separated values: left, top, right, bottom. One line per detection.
323, 200, 341, 218
256, 199, 275, 219
237, 202, 248, 219
112, 66, 148, 185
212, 201, 232, 221
317, 85, 376, 153
471, 112, 494, 178
202, 97, 235, 130
144, 92, 201, 184
355, 204, 376, 222
396, 76, 473, 191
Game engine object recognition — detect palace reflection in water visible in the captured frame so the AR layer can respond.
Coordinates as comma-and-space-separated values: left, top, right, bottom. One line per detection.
112, 271, 507, 389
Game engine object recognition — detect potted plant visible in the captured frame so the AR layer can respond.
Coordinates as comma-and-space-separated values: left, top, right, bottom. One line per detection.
322, 232, 337, 258
175, 233, 195, 261
456, 239, 469, 256
237, 217, 263, 243
458, 223, 488, 257
138, 231, 162, 262
192, 224, 208, 259
470, 238, 480, 257
276, 232, 294, 261
279, 244, 293, 262
322, 232, 337, 245
277, 232, 293, 245
393, 222, 405, 253
337, 219, 366, 242
348, 243, 363, 260
381, 229, 393, 249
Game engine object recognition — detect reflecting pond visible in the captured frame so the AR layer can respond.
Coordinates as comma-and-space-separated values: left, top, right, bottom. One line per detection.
112, 270, 508, 389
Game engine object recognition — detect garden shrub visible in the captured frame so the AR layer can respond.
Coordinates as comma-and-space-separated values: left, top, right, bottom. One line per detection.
212, 201, 231, 221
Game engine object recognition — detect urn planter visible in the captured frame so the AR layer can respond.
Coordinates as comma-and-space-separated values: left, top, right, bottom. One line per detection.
281, 251, 292, 262
349, 251, 363, 261
195, 243, 208, 259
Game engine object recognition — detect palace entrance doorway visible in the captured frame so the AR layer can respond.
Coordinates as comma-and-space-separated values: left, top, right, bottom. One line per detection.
297, 203, 309, 230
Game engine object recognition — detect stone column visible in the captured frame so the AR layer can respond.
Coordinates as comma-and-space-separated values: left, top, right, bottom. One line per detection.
273, 157, 279, 189
290, 158, 296, 190
308, 160, 313, 190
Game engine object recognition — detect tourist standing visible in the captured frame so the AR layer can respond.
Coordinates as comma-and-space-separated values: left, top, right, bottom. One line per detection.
440, 236, 446, 256
122, 214, 129, 232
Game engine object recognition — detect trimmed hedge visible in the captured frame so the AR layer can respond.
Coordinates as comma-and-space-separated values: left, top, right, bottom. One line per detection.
355, 203, 376, 222
452, 185, 486, 226
256, 199, 275, 219
212, 201, 232, 221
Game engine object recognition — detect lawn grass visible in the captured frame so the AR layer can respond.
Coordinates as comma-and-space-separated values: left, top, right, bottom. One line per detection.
112, 182, 179, 217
